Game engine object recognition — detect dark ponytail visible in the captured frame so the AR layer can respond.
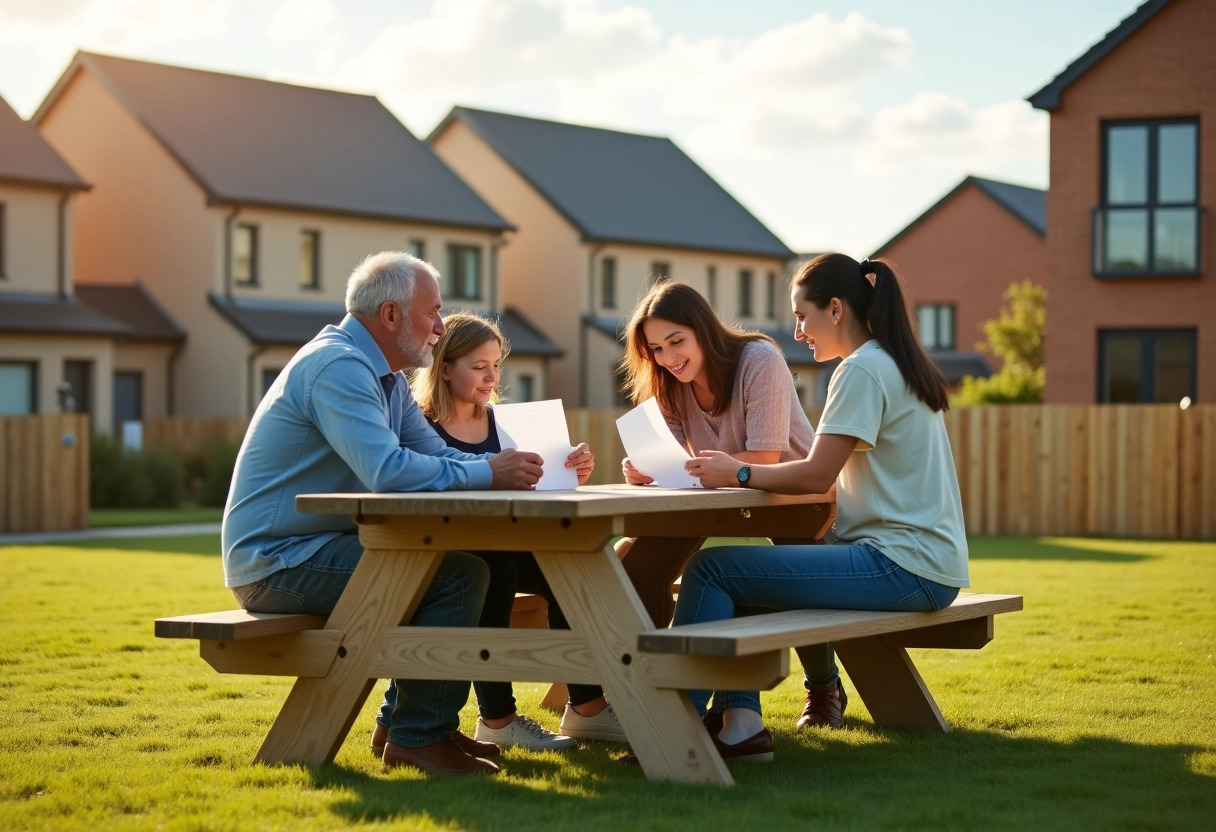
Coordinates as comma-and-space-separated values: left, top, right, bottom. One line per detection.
792, 253, 950, 412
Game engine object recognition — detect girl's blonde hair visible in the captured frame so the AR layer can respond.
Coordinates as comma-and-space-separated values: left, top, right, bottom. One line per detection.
413, 312, 509, 424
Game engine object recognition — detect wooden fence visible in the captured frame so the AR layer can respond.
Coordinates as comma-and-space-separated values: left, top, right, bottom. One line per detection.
0, 414, 90, 533
3, 406, 1210, 538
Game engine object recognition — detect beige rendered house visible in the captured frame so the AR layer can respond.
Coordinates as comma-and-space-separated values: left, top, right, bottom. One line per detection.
1029, 0, 1213, 403
428, 107, 820, 408
32, 53, 560, 421
1, 92, 185, 430
873, 174, 1048, 385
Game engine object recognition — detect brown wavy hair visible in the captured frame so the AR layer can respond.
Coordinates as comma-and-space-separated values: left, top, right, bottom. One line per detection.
619, 281, 776, 418
413, 312, 509, 424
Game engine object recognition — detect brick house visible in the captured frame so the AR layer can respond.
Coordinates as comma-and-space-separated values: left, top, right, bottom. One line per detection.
1029, 0, 1213, 403
31, 53, 560, 425
428, 107, 818, 408
872, 175, 1047, 383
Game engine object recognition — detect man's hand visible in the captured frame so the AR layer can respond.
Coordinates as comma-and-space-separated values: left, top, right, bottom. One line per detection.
684, 450, 741, 489
489, 449, 544, 490
566, 443, 595, 485
621, 457, 654, 486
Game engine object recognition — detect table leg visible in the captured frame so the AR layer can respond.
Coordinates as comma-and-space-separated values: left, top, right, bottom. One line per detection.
835, 637, 949, 733
621, 535, 705, 627
254, 547, 443, 765
534, 545, 732, 786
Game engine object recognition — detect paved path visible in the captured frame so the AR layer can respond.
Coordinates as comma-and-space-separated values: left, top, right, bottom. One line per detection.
0, 523, 221, 545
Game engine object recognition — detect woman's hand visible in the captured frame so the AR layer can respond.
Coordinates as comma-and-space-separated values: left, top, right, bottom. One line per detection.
566, 443, 595, 485
684, 450, 743, 489
621, 457, 654, 486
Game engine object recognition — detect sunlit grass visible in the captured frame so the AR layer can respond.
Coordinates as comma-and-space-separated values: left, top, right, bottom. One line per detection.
1, 535, 1213, 830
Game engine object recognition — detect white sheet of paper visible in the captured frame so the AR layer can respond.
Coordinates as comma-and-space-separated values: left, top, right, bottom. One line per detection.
493, 400, 580, 491
615, 397, 700, 488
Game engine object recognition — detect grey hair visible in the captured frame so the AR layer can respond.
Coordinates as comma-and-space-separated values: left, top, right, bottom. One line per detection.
344, 251, 440, 318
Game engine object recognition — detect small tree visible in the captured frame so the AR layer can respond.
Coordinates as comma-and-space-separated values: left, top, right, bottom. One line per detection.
955, 281, 1046, 405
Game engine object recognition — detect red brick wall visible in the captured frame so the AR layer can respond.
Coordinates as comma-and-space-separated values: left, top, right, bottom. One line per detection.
1045, 0, 1216, 403
879, 183, 1047, 369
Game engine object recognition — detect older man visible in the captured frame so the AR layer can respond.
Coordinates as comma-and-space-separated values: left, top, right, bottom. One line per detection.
222, 251, 543, 775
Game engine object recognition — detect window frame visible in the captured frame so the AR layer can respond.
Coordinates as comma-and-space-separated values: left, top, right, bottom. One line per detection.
0, 360, 38, 414
1096, 328, 1198, 403
233, 223, 259, 287
446, 243, 483, 300
916, 303, 957, 351
706, 265, 717, 306
0, 202, 7, 278
738, 269, 753, 317
600, 257, 617, 310
1094, 117, 1202, 278
651, 261, 671, 284
408, 239, 426, 260
112, 370, 143, 426
299, 229, 321, 290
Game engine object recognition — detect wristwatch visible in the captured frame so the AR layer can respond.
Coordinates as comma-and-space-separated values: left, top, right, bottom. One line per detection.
736, 464, 751, 487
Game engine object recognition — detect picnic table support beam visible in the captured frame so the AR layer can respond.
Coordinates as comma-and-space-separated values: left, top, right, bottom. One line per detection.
835, 636, 949, 733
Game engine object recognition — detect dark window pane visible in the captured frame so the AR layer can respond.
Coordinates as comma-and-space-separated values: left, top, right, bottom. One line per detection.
1158, 124, 1197, 203
447, 245, 481, 299
113, 371, 142, 424
1152, 335, 1195, 403
1103, 334, 1142, 403
601, 258, 616, 309
1107, 126, 1148, 205
940, 306, 955, 350
234, 224, 257, 285
706, 266, 717, 305
1099, 209, 1149, 270
1154, 208, 1198, 271
0, 362, 36, 414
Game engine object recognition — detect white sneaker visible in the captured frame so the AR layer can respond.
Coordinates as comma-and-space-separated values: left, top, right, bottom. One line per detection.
559, 703, 627, 742
474, 714, 576, 750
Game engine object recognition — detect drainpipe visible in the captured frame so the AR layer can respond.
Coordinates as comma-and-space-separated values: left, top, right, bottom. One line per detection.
580, 242, 606, 407
246, 342, 268, 415
56, 192, 70, 298
223, 205, 241, 298
489, 232, 508, 313
166, 342, 184, 416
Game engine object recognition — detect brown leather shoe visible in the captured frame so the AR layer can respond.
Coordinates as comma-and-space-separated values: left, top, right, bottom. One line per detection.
711, 728, 774, 762
372, 724, 500, 758
796, 679, 847, 730
382, 737, 500, 775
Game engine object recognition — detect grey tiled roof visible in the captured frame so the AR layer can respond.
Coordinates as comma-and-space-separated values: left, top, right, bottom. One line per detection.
34, 52, 508, 231
0, 95, 87, 190
73, 284, 185, 341
431, 107, 794, 259
873, 175, 1045, 256
1028, 0, 1173, 111
208, 293, 561, 357
0, 291, 130, 336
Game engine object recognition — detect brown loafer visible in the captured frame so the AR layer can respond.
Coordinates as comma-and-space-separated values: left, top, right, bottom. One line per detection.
372, 724, 500, 758
382, 737, 500, 775
711, 728, 774, 762
796, 679, 847, 730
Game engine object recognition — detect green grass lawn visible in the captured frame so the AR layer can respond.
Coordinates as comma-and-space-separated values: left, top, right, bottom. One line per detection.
88, 507, 224, 528
1, 535, 1213, 831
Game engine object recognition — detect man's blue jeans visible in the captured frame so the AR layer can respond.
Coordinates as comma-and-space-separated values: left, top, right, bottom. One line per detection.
232, 534, 489, 747
672, 541, 959, 716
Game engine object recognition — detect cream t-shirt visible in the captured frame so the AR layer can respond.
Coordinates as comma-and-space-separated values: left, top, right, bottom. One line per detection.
817, 340, 969, 587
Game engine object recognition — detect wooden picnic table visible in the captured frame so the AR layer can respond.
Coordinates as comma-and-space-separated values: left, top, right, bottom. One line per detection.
235, 484, 835, 785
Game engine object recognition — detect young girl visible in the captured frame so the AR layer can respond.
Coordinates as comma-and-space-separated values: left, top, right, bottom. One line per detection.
413, 313, 626, 748
680, 254, 969, 761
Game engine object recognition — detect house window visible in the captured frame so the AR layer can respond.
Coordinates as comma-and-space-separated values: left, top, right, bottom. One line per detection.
299, 230, 321, 289
765, 271, 778, 319
0, 361, 37, 414
917, 304, 956, 350
706, 265, 717, 305
515, 374, 535, 403
233, 223, 258, 286
1095, 119, 1199, 275
1099, 329, 1196, 403
408, 239, 426, 260
651, 262, 670, 284
446, 244, 482, 299
0, 202, 6, 278
62, 360, 92, 422
601, 257, 617, 309
113, 371, 143, 425
738, 270, 753, 317
261, 368, 282, 396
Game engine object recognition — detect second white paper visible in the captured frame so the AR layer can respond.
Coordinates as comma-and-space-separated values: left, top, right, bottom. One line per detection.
615, 397, 700, 488
493, 399, 580, 491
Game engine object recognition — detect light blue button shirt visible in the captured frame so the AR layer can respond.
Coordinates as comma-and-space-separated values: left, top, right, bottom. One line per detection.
221, 314, 494, 588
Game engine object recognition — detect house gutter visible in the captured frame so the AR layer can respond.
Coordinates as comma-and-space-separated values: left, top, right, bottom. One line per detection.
580, 242, 606, 407
489, 232, 508, 313
56, 192, 70, 298
166, 342, 184, 416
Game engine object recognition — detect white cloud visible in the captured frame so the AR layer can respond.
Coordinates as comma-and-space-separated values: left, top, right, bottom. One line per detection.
268, 0, 339, 43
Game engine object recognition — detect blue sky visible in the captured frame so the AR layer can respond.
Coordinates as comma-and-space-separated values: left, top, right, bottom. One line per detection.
0, 0, 1141, 256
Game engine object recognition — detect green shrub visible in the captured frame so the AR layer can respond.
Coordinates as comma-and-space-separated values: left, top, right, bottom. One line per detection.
89, 435, 184, 509
196, 438, 240, 508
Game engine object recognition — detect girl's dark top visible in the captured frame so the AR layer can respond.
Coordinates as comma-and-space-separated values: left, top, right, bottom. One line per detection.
427, 407, 501, 455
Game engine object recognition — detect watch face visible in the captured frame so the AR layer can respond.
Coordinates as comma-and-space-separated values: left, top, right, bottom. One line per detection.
737, 465, 750, 485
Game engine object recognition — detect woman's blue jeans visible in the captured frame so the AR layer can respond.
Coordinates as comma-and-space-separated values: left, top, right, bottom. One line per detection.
672, 541, 959, 717
232, 534, 489, 748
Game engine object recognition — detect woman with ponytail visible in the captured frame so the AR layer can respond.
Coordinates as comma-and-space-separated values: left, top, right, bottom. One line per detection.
678, 253, 968, 762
